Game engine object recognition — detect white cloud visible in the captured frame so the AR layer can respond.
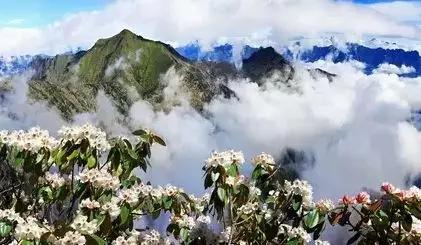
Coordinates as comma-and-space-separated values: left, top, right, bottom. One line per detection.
124, 62, 421, 200
369, 1, 421, 24
0, 0, 420, 55
373, 63, 416, 75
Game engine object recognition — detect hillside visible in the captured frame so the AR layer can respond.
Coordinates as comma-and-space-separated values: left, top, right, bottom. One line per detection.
28, 30, 222, 119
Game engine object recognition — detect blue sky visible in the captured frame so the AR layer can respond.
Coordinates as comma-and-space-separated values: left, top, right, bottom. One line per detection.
0, 0, 111, 27
0, 0, 415, 27
0, 0, 419, 55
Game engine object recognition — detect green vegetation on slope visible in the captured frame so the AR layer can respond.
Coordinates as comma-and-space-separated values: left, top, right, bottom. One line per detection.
28, 29, 199, 119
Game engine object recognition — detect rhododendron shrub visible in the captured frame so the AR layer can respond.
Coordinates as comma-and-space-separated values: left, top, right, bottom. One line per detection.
0, 125, 419, 244
329, 183, 421, 244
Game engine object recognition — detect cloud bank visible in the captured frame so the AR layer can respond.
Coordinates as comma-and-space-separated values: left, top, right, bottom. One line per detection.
123, 61, 421, 201
1, 0, 420, 55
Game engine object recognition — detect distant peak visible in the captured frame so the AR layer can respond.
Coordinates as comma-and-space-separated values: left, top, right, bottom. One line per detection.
113, 29, 142, 40
118, 29, 138, 37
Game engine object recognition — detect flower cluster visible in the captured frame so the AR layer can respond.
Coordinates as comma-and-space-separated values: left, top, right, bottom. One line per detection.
170, 214, 196, 229
55, 231, 86, 245
44, 172, 67, 188
0, 208, 24, 223
58, 124, 110, 151
70, 214, 99, 234
284, 179, 314, 208
112, 230, 140, 245
204, 150, 245, 169
279, 224, 311, 243
80, 198, 101, 209
315, 199, 334, 214
14, 217, 49, 241
252, 152, 275, 170
100, 196, 121, 219
238, 202, 259, 215
79, 168, 120, 190
0, 127, 58, 152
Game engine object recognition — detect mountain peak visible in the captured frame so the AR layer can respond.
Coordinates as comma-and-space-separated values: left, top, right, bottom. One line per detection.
242, 47, 294, 82
116, 29, 141, 39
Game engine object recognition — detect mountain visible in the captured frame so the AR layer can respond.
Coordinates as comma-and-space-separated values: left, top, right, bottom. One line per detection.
299, 44, 421, 76
27, 30, 228, 119
0, 55, 33, 76
22, 30, 302, 119
242, 47, 294, 83
177, 42, 421, 77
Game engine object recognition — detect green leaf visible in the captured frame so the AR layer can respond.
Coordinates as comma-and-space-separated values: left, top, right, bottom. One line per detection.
133, 129, 147, 136
99, 214, 112, 236
286, 238, 299, 245
252, 166, 262, 180
86, 234, 107, 245
67, 149, 79, 161
347, 232, 361, 245
304, 210, 320, 229
217, 187, 227, 203
0, 222, 12, 237
180, 228, 189, 242
292, 195, 302, 211
204, 174, 213, 189
227, 164, 238, 177
153, 135, 166, 146
39, 186, 53, 200
163, 196, 173, 210
120, 204, 131, 225
211, 172, 220, 182
127, 149, 138, 160
402, 212, 413, 232
87, 155, 97, 169
20, 241, 36, 245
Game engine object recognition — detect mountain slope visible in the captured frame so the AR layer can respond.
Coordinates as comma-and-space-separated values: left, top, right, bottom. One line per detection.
28, 30, 213, 119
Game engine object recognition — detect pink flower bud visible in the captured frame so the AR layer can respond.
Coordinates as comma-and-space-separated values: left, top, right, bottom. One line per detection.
339, 195, 355, 205
355, 192, 370, 204
381, 182, 395, 193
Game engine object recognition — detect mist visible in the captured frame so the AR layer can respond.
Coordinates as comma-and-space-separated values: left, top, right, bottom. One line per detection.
2, 60, 421, 202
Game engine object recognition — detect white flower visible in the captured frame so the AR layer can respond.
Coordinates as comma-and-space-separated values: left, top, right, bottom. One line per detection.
315, 240, 331, 245
204, 150, 244, 169
170, 214, 196, 229
70, 214, 98, 234
112, 230, 140, 245
279, 224, 311, 242
79, 168, 120, 190
250, 186, 262, 197
117, 188, 139, 206
226, 176, 236, 186
316, 199, 335, 214
238, 202, 259, 215
405, 186, 421, 201
14, 216, 48, 241
141, 230, 161, 245
0, 127, 58, 152
45, 172, 67, 188
252, 153, 275, 170
284, 179, 314, 208
56, 231, 86, 245
58, 124, 110, 151
0, 209, 24, 223
100, 196, 121, 219
220, 226, 232, 242
80, 198, 101, 210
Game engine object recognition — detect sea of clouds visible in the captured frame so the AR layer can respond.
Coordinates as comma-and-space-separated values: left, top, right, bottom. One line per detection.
2, 60, 421, 203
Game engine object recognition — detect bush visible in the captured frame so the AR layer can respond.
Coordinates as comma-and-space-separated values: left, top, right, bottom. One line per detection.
0, 124, 419, 244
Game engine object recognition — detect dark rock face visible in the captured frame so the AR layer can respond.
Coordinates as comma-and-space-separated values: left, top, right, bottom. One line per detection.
242, 47, 295, 83
276, 147, 315, 182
